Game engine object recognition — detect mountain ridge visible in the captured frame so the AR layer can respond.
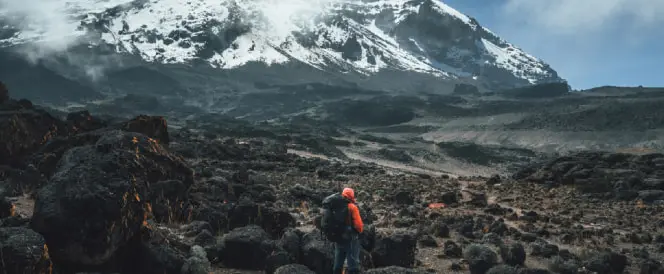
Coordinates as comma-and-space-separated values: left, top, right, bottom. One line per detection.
1, 0, 563, 90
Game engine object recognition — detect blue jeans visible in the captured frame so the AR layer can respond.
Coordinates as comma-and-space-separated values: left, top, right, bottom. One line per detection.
333, 229, 360, 273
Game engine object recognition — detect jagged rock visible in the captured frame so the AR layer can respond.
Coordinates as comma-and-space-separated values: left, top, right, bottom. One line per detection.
371, 231, 417, 268
0, 215, 30, 227
222, 225, 275, 270
444, 240, 462, 258
418, 234, 438, 247
67, 110, 107, 133
265, 251, 293, 274
640, 259, 664, 274
464, 244, 498, 274
225, 199, 296, 237
31, 131, 194, 270
193, 229, 215, 246
274, 264, 315, 274
0, 100, 67, 166
0, 227, 52, 274
129, 233, 188, 274
394, 190, 415, 205
499, 243, 526, 266
278, 228, 302, 262
181, 245, 212, 274
440, 191, 459, 205
119, 115, 170, 145
300, 230, 334, 274
360, 224, 377, 251
530, 240, 558, 258
581, 250, 627, 274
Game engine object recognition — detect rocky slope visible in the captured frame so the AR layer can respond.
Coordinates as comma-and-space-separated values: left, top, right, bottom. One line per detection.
2, 83, 664, 274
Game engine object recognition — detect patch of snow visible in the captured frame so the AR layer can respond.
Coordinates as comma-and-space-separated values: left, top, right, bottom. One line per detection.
430, 0, 472, 25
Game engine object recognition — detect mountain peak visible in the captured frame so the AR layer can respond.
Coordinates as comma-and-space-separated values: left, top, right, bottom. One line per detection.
1, 0, 563, 89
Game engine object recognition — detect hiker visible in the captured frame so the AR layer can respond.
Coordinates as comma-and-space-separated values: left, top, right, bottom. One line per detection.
321, 187, 364, 274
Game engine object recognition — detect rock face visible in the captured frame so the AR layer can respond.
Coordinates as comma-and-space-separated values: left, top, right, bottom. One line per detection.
0, 97, 67, 167
0, 227, 52, 273
31, 130, 194, 271
120, 115, 171, 145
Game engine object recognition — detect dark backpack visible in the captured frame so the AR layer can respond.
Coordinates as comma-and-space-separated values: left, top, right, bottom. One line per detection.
321, 193, 350, 243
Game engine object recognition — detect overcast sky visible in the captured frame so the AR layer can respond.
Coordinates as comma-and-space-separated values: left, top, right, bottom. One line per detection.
445, 0, 664, 89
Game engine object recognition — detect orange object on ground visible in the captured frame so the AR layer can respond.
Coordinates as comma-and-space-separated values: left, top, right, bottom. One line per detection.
428, 203, 447, 209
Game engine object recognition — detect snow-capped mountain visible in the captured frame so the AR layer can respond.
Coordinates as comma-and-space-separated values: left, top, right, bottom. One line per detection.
0, 0, 563, 89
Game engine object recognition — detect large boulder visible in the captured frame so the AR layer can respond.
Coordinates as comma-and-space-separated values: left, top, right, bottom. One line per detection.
274, 264, 315, 274
31, 131, 194, 271
0, 99, 67, 167
301, 230, 334, 274
222, 225, 275, 270
119, 115, 170, 145
181, 245, 212, 274
226, 199, 296, 238
30, 115, 172, 179
66, 110, 108, 133
371, 231, 417, 268
0, 227, 52, 274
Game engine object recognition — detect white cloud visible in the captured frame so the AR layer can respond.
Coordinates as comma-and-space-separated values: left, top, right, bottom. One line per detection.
501, 0, 664, 36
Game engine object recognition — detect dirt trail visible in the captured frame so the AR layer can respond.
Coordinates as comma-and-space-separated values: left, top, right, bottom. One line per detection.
288, 149, 456, 178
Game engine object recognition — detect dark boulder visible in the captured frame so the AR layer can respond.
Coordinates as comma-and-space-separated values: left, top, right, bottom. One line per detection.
118, 115, 170, 145
278, 228, 302, 262
530, 240, 559, 258
301, 230, 334, 274
430, 222, 450, 238
464, 244, 498, 274
499, 243, 526, 266
222, 225, 275, 270
274, 264, 315, 274
0, 101, 67, 167
371, 231, 417, 268
67, 110, 107, 133
0, 227, 52, 274
440, 191, 459, 205
31, 131, 194, 270
360, 224, 377, 251
394, 190, 415, 205
179, 245, 212, 274
581, 251, 627, 274
226, 199, 296, 237
444, 240, 462, 258
127, 232, 188, 274
265, 251, 293, 274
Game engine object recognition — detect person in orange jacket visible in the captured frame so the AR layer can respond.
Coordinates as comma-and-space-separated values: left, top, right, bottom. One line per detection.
333, 187, 363, 274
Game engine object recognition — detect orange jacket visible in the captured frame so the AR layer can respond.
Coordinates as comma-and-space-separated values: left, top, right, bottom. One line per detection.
342, 188, 364, 233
